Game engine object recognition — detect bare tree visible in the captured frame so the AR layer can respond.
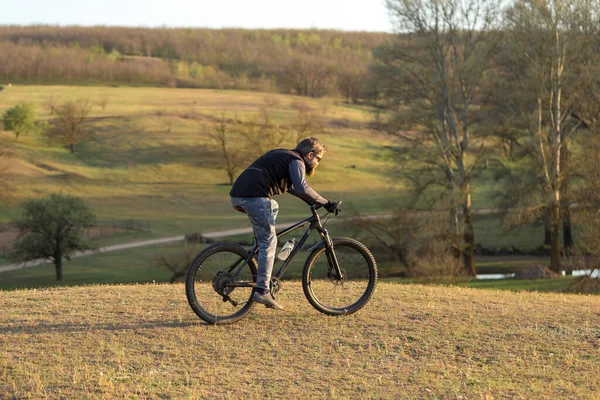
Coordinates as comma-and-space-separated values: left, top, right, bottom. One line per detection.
47, 98, 93, 153
153, 242, 201, 283
239, 98, 286, 157
208, 114, 249, 185
283, 54, 334, 98
289, 100, 327, 144
568, 127, 600, 285
97, 95, 109, 111
352, 206, 454, 277
503, 0, 600, 272
375, 0, 503, 275
45, 95, 60, 115
337, 50, 370, 104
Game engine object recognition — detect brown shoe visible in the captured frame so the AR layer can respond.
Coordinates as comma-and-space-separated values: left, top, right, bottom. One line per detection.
252, 292, 284, 310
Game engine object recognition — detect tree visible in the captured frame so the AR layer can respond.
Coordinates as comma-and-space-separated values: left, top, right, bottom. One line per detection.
97, 95, 109, 111
351, 203, 460, 278
374, 0, 503, 275
238, 97, 286, 157
13, 194, 96, 281
289, 100, 327, 144
153, 241, 201, 283
283, 53, 334, 98
0, 139, 14, 201
208, 114, 249, 185
47, 98, 93, 153
502, 0, 600, 272
2, 103, 37, 138
567, 128, 600, 284
336, 50, 370, 104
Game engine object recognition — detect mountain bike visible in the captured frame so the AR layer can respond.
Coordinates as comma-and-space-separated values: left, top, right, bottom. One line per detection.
185, 201, 378, 325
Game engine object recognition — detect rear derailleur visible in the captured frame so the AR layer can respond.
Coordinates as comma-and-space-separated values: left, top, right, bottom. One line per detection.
213, 271, 239, 307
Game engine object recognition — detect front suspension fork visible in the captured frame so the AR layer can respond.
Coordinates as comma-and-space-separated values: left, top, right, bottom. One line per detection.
322, 228, 343, 280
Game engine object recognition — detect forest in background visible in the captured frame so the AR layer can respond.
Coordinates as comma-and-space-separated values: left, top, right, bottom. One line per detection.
0, 26, 386, 101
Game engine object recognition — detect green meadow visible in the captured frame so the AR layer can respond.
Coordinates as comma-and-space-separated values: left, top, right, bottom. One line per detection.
1, 85, 397, 231
0, 85, 584, 292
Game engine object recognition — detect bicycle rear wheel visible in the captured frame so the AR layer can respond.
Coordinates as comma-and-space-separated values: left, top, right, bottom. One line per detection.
185, 242, 257, 325
302, 237, 377, 316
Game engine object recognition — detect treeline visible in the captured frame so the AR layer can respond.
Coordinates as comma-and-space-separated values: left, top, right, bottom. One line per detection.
0, 26, 386, 100
365, 0, 600, 278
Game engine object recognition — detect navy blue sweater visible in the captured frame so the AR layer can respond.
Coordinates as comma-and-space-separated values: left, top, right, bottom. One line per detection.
229, 149, 328, 206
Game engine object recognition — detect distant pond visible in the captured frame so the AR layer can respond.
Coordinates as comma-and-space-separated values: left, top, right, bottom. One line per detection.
477, 269, 599, 280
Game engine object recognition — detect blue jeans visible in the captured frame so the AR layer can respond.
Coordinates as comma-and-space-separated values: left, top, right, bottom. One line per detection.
230, 197, 279, 292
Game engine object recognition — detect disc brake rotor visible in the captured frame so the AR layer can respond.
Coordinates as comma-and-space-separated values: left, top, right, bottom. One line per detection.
327, 267, 346, 281
213, 271, 234, 296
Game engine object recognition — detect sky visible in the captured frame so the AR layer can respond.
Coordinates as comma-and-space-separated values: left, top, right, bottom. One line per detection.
1, 0, 394, 32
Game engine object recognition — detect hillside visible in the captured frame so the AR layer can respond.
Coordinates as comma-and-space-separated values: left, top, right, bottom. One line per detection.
1, 283, 598, 398
0, 26, 389, 98
0, 85, 396, 233
0, 84, 403, 280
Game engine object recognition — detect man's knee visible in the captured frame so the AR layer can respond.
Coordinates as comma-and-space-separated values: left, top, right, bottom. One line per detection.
266, 232, 277, 250
270, 199, 279, 220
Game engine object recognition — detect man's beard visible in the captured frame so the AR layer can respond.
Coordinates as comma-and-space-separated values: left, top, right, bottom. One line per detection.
306, 164, 316, 177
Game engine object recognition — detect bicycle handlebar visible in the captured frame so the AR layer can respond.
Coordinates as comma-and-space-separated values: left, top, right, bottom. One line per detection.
312, 200, 342, 214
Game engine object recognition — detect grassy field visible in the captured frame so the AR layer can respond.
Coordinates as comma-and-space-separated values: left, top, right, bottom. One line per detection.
0, 85, 397, 235
388, 275, 580, 292
0, 227, 577, 293
1, 283, 598, 399
1, 84, 591, 293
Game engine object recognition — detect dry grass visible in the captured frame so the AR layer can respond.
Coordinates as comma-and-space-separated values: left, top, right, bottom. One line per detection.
0, 85, 397, 239
1, 283, 599, 399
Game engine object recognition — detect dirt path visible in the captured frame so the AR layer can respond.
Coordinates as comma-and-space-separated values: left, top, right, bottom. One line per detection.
0, 209, 500, 274
0, 223, 294, 274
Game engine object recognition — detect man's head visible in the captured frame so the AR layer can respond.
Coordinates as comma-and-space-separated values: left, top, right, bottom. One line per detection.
295, 137, 327, 177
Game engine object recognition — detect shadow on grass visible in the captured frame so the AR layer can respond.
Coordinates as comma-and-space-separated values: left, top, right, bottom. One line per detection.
69, 122, 221, 168
0, 319, 213, 335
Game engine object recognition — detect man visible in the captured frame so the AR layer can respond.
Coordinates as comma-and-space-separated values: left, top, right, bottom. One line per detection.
229, 137, 338, 310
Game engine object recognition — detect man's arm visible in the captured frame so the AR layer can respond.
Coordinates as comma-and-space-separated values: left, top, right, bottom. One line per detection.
287, 160, 328, 206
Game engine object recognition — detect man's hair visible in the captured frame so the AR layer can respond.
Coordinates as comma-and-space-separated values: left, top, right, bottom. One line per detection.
295, 137, 327, 157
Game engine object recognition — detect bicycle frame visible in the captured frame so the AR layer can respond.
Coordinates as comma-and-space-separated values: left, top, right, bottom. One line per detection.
225, 206, 342, 289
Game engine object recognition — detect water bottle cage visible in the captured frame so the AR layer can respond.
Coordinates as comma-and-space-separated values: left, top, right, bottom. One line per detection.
277, 239, 295, 261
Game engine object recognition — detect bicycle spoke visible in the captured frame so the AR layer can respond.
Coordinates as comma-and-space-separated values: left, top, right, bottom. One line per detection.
186, 244, 257, 324
303, 238, 377, 315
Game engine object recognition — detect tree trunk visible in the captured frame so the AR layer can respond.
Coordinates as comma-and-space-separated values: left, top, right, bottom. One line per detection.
560, 147, 573, 251
549, 201, 561, 273
463, 187, 476, 276
447, 178, 460, 260
70, 143, 75, 153
55, 257, 63, 281
563, 206, 573, 251
544, 215, 551, 246
549, 26, 563, 274
562, 206, 573, 275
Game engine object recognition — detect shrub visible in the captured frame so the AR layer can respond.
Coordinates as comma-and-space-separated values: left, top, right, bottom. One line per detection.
2, 103, 37, 138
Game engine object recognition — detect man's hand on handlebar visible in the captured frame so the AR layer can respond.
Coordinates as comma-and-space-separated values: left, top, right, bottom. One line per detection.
325, 200, 342, 216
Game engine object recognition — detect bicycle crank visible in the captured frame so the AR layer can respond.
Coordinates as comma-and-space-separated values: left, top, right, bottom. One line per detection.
269, 277, 282, 298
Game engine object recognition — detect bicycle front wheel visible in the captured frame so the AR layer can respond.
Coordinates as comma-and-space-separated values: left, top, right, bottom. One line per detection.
185, 242, 257, 325
302, 237, 377, 316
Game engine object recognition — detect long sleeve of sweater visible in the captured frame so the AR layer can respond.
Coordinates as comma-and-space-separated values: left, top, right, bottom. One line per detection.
287, 160, 328, 206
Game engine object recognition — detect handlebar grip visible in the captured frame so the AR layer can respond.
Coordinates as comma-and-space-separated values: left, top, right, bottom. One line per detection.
331, 200, 342, 208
